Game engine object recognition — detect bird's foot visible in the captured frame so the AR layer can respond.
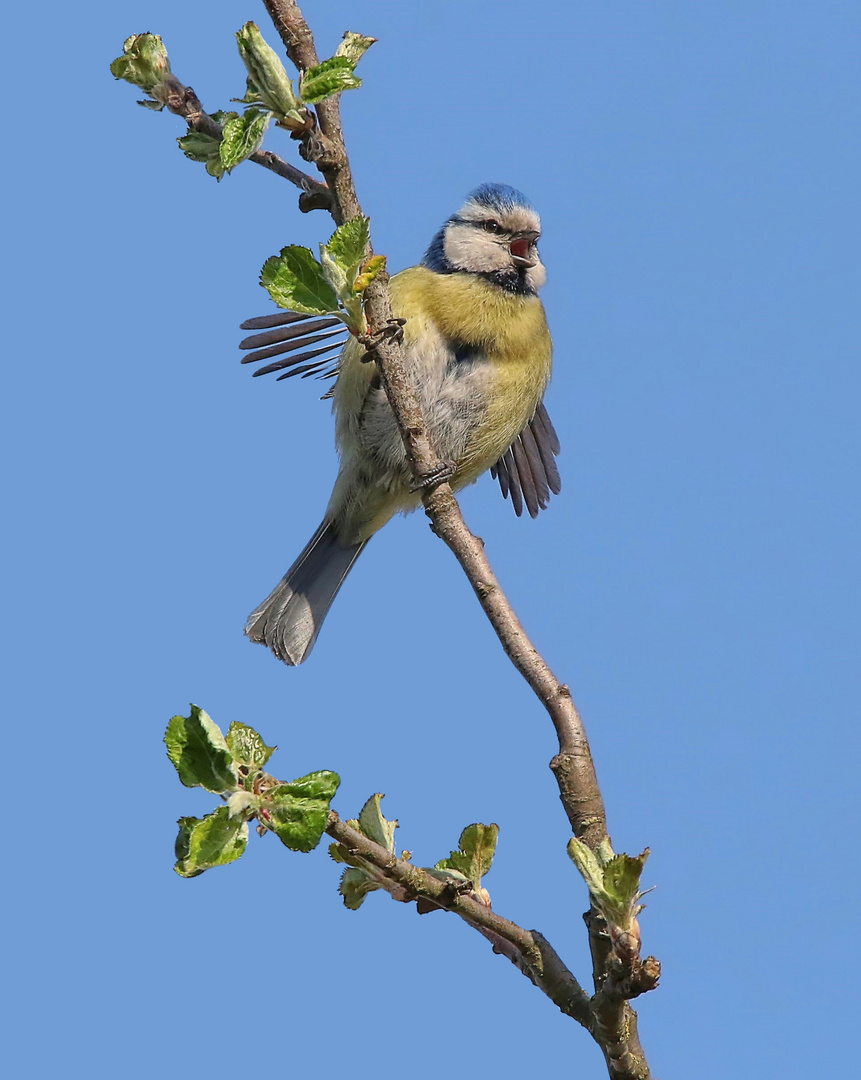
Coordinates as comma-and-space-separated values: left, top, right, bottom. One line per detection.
358, 318, 407, 360
412, 460, 457, 493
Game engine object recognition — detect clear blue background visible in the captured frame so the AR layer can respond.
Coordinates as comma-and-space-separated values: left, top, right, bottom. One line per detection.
4, 2, 858, 1076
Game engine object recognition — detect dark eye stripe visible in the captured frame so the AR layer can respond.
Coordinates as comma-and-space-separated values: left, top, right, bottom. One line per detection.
449, 215, 510, 234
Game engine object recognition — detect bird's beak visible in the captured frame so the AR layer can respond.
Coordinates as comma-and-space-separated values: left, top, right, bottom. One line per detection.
509, 234, 539, 268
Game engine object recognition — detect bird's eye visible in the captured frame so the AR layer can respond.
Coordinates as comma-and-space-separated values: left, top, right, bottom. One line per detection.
482, 220, 503, 234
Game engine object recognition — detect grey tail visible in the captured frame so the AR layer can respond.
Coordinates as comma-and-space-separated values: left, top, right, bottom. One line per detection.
245, 520, 367, 665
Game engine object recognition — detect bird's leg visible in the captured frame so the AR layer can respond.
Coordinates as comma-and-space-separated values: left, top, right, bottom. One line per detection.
358, 318, 407, 360
411, 460, 457, 493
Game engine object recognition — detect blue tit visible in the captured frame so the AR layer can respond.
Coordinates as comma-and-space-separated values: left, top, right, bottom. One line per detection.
239, 182, 561, 665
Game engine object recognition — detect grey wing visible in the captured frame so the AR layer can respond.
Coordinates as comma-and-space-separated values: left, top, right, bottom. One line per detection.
490, 401, 561, 519
239, 311, 348, 390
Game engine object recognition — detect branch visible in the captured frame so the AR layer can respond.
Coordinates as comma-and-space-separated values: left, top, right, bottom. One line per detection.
427, 490, 608, 843
257, 6, 657, 1078
583, 909, 660, 1080
326, 812, 593, 1028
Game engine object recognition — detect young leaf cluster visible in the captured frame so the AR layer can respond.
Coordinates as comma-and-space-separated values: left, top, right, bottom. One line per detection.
234, 21, 306, 128
568, 837, 650, 951
260, 216, 385, 334
110, 26, 374, 180
109, 33, 171, 96
237, 24, 374, 119
329, 796, 499, 912
176, 109, 272, 180
329, 794, 405, 909
428, 822, 499, 907
165, 706, 339, 877
165, 711, 500, 916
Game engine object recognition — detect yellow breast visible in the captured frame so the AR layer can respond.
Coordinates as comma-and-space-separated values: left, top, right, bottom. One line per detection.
390, 268, 553, 477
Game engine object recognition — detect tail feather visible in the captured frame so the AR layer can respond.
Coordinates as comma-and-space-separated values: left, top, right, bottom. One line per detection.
245, 520, 367, 665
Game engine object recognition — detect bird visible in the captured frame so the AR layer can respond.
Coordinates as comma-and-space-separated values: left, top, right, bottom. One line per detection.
239, 182, 561, 665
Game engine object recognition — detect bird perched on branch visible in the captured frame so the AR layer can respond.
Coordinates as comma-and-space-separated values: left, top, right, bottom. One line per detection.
240, 182, 560, 665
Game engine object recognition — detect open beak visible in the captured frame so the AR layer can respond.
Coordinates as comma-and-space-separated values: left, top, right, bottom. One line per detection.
509, 233, 539, 268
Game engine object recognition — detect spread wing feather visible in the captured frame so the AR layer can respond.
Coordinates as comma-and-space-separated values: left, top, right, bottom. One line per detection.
239, 311, 347, 382
490, 401, 561, 518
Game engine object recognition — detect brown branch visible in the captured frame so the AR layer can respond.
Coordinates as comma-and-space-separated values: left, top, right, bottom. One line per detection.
326, 812, 593, 1029
584, 910, 660, 1080
256, 5, 658, 1077
152, 72, 332, 212
426, 487, 608, 845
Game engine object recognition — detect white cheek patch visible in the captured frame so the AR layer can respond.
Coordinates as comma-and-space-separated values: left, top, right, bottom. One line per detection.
443, 224, 508, 273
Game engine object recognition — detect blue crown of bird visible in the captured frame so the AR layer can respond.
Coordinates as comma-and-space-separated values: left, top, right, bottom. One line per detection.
239, 183, 560, 665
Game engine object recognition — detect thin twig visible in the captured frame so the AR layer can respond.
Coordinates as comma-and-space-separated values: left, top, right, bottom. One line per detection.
153, 72, 332, 211
326, 812, 593, 1028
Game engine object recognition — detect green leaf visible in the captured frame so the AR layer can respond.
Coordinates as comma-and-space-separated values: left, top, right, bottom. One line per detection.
164, 705, 237, 793
177, 117, 230, 182
603, 852, 650, 913
338, 866, 381, 910
567, 839, 650, 931
319, 246, 349, 298
235, 22, 304, 124
328, 842, 349, 866
231, 76, 263, 105
295, 32, 373, 108
259, 221, 373, 330
174, 807, 248, 878
435, 823, 499, 890
566, 836, 606, 895
177, 128, 220, 162
328, 794, 401, 909
260, 245, 341, 316
260, 770, 340, 852
317, 217, 373, 333
299, 57, 362, 104
175, 816, 196, 865
110, 33, 171, 93
356, 793, 398, 852
220, 107, 271, 171
204, 159, 227, 181
225, 721, 276, 771
325, 216, 370, 277
334, 32, 377, 66
226, 790, 259, 819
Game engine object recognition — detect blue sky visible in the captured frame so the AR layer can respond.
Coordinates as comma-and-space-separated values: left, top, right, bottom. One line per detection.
5, 2, 859, 1076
